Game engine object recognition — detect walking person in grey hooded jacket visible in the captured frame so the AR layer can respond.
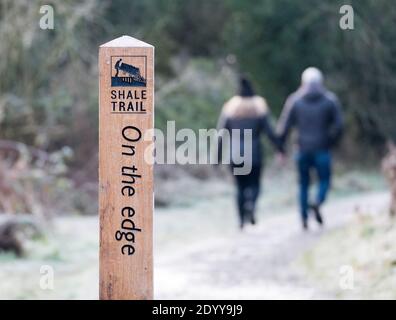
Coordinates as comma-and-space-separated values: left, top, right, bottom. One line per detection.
277, 67, 343, 230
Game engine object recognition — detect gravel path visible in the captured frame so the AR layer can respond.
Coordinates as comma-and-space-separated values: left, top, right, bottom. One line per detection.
154, 192, 389, 299
0, 180, 388, 299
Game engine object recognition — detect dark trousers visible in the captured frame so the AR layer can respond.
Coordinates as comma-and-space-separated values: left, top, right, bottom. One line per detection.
233, 165, 262, 225
296, 150, 332, 222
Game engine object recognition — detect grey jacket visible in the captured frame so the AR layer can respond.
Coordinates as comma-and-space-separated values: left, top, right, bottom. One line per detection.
277, 84, 343, 153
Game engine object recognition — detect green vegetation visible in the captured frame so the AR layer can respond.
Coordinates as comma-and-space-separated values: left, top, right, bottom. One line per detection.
2, 1, 396, 164
0, 1, 395, 215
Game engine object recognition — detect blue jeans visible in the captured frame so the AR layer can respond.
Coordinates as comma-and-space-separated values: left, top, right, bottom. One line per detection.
296, 150, 332, 222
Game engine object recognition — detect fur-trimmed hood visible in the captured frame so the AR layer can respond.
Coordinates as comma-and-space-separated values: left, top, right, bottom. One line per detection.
221, 95, 269, 118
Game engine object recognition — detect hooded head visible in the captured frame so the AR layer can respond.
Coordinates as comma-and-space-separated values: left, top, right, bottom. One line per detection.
300, 67, 324, 100
239, 76, 255, 97
301, 67, 323, 87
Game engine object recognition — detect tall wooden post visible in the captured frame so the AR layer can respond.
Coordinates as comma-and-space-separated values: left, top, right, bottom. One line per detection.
99, 36, 154, 300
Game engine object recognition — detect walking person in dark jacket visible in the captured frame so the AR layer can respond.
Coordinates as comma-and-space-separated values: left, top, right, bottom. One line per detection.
277, 67, 343, 230
217, 77, 282, 229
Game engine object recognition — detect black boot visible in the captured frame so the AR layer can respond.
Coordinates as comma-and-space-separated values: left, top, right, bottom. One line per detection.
244, 200, 256, 225
302, 219, 309, 231
310, 204, 324, 226
245, 209, 256, 225
239, 210, 246, 230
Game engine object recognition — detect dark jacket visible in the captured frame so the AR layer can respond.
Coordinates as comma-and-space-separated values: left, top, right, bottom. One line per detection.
277, 84, 343, 153
217, 95, 281, 167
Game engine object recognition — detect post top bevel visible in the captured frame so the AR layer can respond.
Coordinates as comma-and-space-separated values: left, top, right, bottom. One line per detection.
100, 35, 154, 48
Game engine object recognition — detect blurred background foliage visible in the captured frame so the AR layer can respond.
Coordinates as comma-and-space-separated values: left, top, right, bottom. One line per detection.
0, 0, 396, 216
1, 1, 396, 298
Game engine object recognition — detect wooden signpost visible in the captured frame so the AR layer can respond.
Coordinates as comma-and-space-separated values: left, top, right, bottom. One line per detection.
99, 36, 154, 300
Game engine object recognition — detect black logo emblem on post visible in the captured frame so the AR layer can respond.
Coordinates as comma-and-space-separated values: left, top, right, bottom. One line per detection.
111, 56, 147, 87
